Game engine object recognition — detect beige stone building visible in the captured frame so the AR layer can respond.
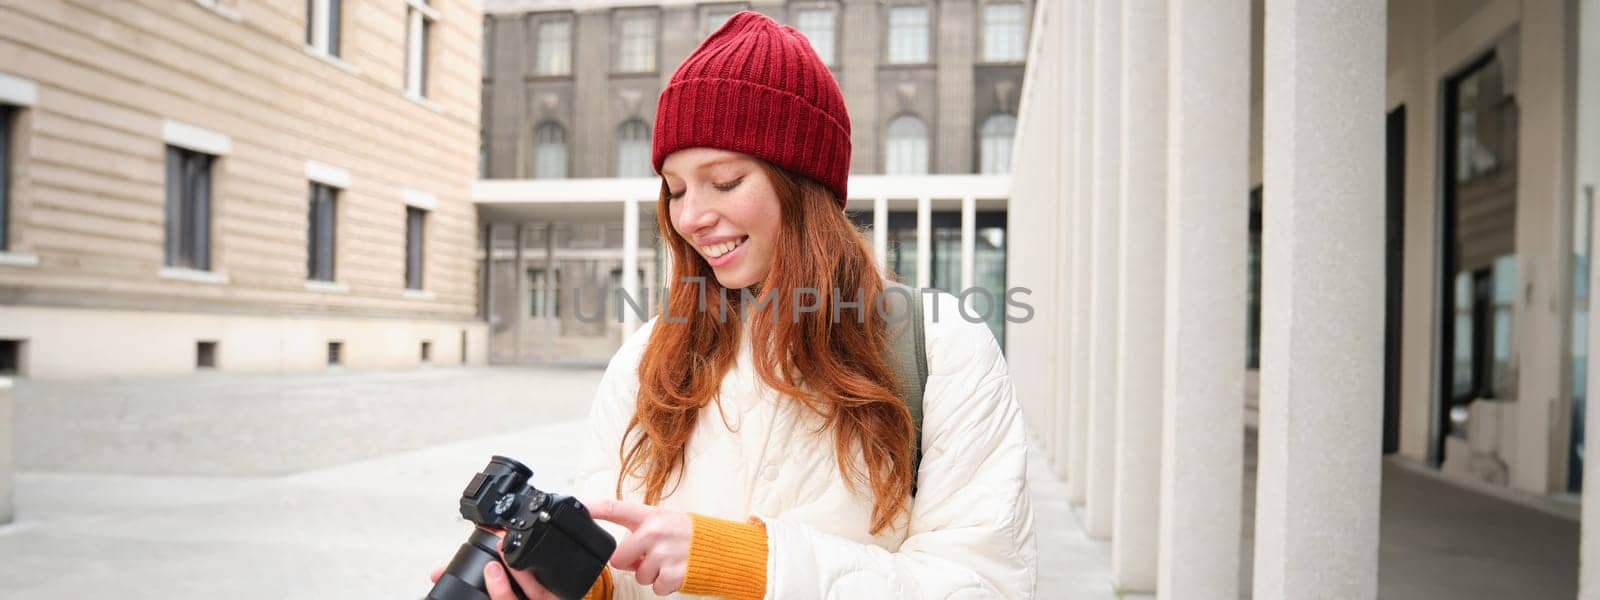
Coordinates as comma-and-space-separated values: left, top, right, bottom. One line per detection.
0, 0, 487, 379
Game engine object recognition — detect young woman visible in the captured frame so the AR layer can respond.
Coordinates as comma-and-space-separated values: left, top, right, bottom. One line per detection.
453, 11, 1035, 599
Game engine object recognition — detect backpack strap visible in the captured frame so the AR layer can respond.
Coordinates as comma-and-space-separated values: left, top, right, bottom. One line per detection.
881, 280, 928, 495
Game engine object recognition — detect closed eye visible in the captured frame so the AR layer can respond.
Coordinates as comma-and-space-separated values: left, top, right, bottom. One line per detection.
715, 176, 745, 192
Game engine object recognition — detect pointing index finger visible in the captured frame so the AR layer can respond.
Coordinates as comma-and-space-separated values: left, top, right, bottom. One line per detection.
586, 498, 653, 530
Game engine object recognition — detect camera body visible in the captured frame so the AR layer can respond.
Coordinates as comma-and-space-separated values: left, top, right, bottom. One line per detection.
426, 456, 616, 600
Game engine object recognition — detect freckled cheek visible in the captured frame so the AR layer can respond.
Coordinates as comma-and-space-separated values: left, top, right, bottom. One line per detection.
666, 208, 686, 238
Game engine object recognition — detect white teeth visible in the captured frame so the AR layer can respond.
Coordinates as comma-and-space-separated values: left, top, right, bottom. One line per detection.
701, 238, 743, 258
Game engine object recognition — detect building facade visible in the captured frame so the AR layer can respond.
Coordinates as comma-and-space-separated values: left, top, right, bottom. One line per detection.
1009, 0, 1600, 596
0, 0, 487, 379
479, 0, 1032, 363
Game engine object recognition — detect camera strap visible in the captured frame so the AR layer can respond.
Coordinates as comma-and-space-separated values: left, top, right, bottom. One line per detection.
881, 280, 928, 497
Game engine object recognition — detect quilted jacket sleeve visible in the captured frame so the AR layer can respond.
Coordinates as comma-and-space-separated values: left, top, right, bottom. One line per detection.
755, 293, 1038, 599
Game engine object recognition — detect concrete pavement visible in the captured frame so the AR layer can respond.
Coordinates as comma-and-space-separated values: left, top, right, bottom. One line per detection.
0, 367, 1114, 599
12, 366, 1568, 599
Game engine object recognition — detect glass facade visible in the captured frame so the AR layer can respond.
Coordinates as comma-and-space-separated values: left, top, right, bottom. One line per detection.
884, 210, 1008, 346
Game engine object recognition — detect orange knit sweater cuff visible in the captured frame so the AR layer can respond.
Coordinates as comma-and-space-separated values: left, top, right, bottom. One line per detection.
679, 513, 769, 600
580, 566, 613, 600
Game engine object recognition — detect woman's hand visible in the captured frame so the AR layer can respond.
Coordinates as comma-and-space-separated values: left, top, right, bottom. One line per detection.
587, 498, 693, 596
425, 532, 557, 600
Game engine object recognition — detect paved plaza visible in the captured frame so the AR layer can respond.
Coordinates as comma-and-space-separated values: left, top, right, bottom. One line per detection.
0, 367, 1116, 599
0, 367, 1579, 598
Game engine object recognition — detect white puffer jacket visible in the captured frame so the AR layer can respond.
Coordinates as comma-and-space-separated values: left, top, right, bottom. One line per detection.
575, 292, 1037, 599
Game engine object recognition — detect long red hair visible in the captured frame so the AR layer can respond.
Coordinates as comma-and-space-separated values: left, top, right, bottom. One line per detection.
618, 159, 915, 534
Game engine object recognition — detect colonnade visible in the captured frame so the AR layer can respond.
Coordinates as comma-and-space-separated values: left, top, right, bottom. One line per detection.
1009, 0, 1386, 596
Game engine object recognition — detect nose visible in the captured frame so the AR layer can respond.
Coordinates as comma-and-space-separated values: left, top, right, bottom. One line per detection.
673, 187, 719, 237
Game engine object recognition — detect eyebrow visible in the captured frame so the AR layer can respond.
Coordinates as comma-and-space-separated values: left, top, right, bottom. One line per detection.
660, 157, 743, 178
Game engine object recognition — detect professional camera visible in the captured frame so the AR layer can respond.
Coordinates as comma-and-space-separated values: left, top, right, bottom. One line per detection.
424, 456, 616, 600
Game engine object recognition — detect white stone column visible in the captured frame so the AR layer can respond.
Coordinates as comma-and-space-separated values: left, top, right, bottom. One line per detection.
1254, 1, 1386, 598
1067, 0, 1095, 506
1084, 0, 1123, 539
1111, 0, 1167, 590
622, 198, 641, 339
1053, 0, 1081, 481
481, 222, 494, 333
916, 196, 932, 289
513, 224, 525, 362
542, 223, 556, 361
1511, 0, 1581, 497
0, 378, 11, 525
1577, 0, 1600, 597
1159, 0, 1249, 596
960, 196, 976, 290
874, 197, 889, 272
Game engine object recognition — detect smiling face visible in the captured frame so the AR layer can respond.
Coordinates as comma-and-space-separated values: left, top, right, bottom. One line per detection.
661, 148, 784, 290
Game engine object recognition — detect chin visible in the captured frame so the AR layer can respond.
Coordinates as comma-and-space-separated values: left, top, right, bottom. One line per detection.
714, 270, 759, 290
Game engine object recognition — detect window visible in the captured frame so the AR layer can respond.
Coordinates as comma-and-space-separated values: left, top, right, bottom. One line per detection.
165, 146, 215, 270
405, 0, 438, 98
1247, 187, 1262, 369
982, 3, 1026, 62
847, 210, 873, 239
305, 0, 342, 57
536, 19, 572, 76
884, 115, 928, 175
886, 5, 929, 64
973, 212, 1008, 347
0, 339, 20, 375
529, 268, 562, 318
405, 206, 426, 290
534, 122, 568, 179
702, 5, 741, 39
0, 105, 12, 251
420, 340, 432, 362
327, 341, 343, 366
307, 182, 338, 281
886, 211, 918, 290
616, 119, 652, 177
482, 17, 493, 79
795, 8, 836, 65
196, 341, 217, 369
1572, 184, 1595, 489
609, 268, 646, 319
614, 11, 657, 73
979, 113, 1016, 174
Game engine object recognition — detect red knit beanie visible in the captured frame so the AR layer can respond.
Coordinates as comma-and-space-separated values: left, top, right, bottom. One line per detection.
652, 11, 852, 205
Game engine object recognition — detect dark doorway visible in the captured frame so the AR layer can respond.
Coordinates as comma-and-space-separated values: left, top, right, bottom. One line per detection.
1384, 105, 1406, 455
1436, 48, 1519, 466
1570, 185, 1594, 492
